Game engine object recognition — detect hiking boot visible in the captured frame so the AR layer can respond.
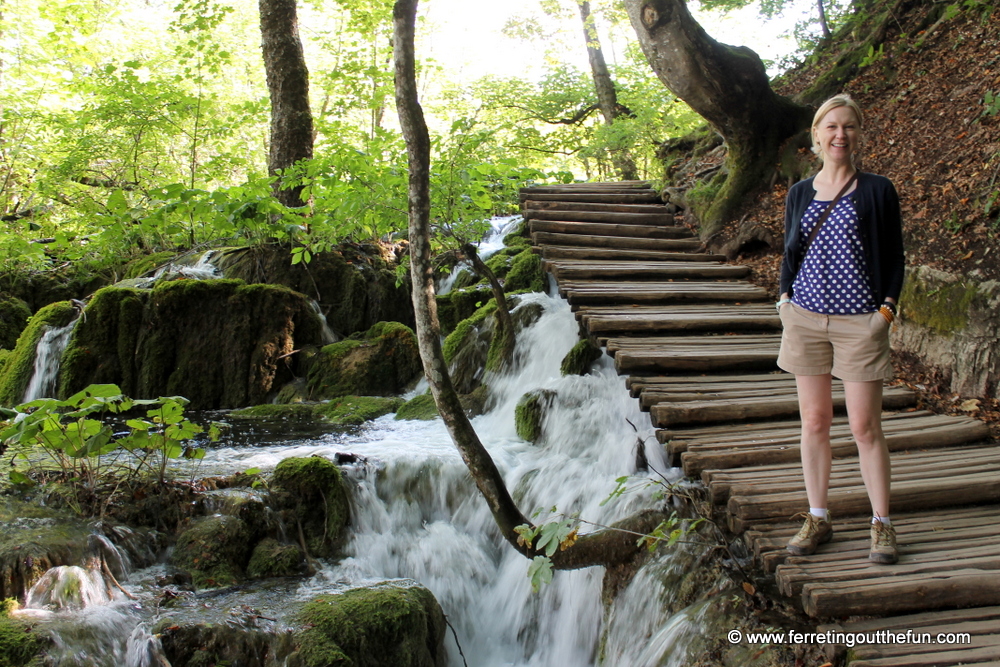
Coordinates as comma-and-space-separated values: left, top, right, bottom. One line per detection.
869, 522, 898, 564
787, 513, 833, 555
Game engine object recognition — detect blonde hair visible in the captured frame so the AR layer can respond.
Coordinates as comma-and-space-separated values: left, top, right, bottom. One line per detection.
811, 94, 864, 158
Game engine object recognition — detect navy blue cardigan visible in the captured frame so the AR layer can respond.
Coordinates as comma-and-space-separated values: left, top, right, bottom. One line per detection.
779, 172, 905, 304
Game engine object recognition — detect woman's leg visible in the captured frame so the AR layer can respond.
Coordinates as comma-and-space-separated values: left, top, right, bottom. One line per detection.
796, 373, 835, 509
844, 379, 891, 518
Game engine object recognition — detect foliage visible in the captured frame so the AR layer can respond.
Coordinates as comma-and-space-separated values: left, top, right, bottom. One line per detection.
1, 384, 218, 491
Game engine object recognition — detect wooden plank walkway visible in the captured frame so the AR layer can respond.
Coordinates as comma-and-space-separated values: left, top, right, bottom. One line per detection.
522, 181, 1000, 667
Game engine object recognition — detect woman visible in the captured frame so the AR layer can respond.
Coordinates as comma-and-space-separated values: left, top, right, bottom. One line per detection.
777, 93, 905, 564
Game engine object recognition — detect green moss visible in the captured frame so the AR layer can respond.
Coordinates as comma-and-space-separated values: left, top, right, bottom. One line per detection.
434, 287, 494, 334
502, 218, 531, 247
246, 538, 305, 578
687, 171, 726, 221
306, 322, 421, 400
230, 403, 321, 420
504, 249, 545, 293
122, 251, 177, 279
0, 301, 77, 407
0, 296, 32, 351
442, 300, 496, 364
170, 515, 252, 589
514, 389, 556, 442
291, 584, 446, 667
560, 339, 603, 376
315, 396, 405, 425
395, 393, 438, 421
270, 457, 350, 559
899, 271, 983, 334
0, 600, 47, 667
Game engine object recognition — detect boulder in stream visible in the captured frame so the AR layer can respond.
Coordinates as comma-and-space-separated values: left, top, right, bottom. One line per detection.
170, 515, 253, 589
305, 322, 422, 400
0, 295, 31, 351
0, 599, 48, 667
268, 456, 350, 559
287, 582, 447, 667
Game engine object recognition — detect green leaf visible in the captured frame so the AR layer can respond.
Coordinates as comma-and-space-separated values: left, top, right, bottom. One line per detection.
9, 470, 35, 487
527, 556, 553, 592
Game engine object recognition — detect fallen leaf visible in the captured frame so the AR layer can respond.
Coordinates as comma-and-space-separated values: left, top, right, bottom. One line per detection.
961, 251, 974, 260
960, 398, 980, 412
742, 581, 756, 595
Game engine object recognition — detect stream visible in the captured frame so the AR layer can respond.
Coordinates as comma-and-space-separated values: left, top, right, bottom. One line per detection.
11, 224, 722, 666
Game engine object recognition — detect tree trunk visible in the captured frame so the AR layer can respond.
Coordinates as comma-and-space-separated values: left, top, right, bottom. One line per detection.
259, 0, 314, 209
460, 243, 516, 370
577, 0, 640, 181
393, 0, 667, 570
624, 0, 813, 235
817, 0, 832, 41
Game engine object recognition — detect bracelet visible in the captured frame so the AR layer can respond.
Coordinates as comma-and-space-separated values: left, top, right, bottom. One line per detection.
882, 301, 897, 316
775, 298, 791, 312
879, 304, 895, 324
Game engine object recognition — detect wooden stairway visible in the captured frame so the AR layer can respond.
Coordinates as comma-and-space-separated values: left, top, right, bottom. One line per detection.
522, 181, 1000, 667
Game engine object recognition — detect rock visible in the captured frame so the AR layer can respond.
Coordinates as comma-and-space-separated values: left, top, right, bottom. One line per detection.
306, 322, 421, 400
435, 286, 494, 334
0, 301, 77, 406
896, 265, 1000, 397
247, 538, 306, 578
459, 384, 491, 418
216, 244, 414, 336
0, 500, 92, 601
156, 614, 281, 667
395, 393, 439, 421
268, 457, 350, 559
515, 389, 557, 442
122, 251, 177, 279
560, 339, 603, 376
504, 248, 545, 293
315, 396, 405, 425
57, 280, 325, 409
0, 599, 48, 667
0, 295, 31, 351
230, 403, 322, 420
287, 583, 447, 667
170, 515, 253, 589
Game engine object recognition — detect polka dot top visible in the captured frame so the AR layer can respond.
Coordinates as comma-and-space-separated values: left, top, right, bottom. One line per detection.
791, 195, 876, 314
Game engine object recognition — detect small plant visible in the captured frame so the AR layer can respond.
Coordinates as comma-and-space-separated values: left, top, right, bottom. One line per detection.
859, 43, 885, 68
982, 90, 1000, 119
1, 384, 219, 494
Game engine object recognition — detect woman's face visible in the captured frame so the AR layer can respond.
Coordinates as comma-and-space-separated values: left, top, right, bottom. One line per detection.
814, 105, 861, 164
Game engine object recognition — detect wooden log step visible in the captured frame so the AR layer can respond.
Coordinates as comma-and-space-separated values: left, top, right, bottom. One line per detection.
629, 372, 796, 398
676, 413, 990, 475
650, 385, 916, 429
520, 192, 662, 204
521, 181, 652, 193
526, 210, 678, 227
641, 384, 799, 410
548, 261, 749, 282
530, 219, 691, 239
746, 505, 1000, 572
848, 636, 1000, 665
801, 569, 1000, 619
523, 200, 672, 214
607, 333, 781, 354
538, 245, 726, 262
533, 230, 702, 252
578, 302, 776, 334
727, 471, 1000, 534
615, 341, 780, 375
706, 444, 1000, 505
819, 605, 1000, 664
561, 281, 770, 306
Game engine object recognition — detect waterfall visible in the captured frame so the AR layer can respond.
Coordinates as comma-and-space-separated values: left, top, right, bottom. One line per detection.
13, 289, 703, 666
22, 317, 80, 402
308, 298, 339, 344
437, 215, 522, 296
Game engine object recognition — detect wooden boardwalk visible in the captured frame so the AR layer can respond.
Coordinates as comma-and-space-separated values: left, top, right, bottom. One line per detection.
522, 181, 1000, 667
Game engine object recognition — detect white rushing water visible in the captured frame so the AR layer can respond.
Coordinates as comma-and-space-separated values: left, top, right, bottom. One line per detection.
17, 288, 695, 666
22, 317, 80, 402
437, 215, 523, 296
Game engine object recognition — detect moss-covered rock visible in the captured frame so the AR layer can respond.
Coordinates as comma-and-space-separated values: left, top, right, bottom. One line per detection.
58, 280, 324, 409
459, 384, 490, 418
515, 389, 557, 442
442, 300, 497, 395
157, 616, 281, 667
434, 286, 494, 335
504, 248, 545, 293
288, 583, 447, 667
0, 500, 93, 601
306, 321, 421, 400
0, 301, 77, 407
316, 396, 404, 425
0, 296, 32, 351
269, 457, 350, 559
216, 244, 414, 336
0, 599, 48, 667
247, 538, 306, 578
230, 403, 322, 420
395, 393, 438, 421
171, 515, 253, 589
122, 251, 177, 279
560, 339, 603, 376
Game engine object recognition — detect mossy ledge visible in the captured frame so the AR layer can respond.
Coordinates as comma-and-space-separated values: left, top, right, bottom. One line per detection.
269, 457, 350, 559
287, 583, 447, 667
0, 599, 48, 667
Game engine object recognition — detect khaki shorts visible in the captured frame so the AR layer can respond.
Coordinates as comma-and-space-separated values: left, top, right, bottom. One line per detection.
777, 302, 892, 382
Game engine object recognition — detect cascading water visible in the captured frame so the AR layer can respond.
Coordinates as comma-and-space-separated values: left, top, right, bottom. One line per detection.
14, 289, 701, 666
22, 317, 80, 402
437, 215, 522, 296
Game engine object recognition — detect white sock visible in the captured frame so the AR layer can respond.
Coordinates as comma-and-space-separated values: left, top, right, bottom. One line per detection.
809, 508, 829, 521
872, 516, 892, 526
